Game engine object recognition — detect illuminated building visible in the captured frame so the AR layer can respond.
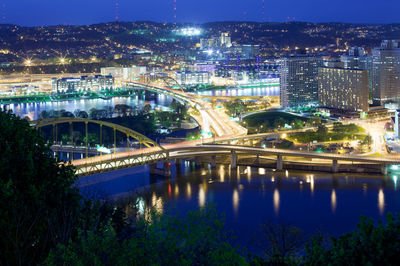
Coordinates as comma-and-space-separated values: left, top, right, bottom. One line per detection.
220, 32, 232, 48
193, 63, 216, 74
200, 38, 219, 50
340, 47, 373, 92
200, 33, 231, 50
215, 62, 279, 79
175, 71, 211, 86
279, 55, 322, 108
52, 75, 114, 93
341, 47, 371, 70
101, 66, 147, 79
395, 110, 400, 138
175, 27, 202, 36
372, 40, 400, 105
318, 67, 369, 112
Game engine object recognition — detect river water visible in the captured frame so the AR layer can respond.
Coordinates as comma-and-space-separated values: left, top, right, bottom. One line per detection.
1, 86, 280, 120
6, 86, 399, 249
0, 94, 173, 120
196, 85, 280, 97
77, 162, 400, 250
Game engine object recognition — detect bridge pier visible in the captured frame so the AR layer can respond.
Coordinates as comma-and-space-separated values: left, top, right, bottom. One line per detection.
175, 159, 182, 172
276, 155, 283, 170
255, 154, 260, 165
164, 161, 172, 177
211, 155, 217, 169
193, 157, 200, 169
332, 159, 339, 173
231, 151, 237, 169
150, 163, 171, 177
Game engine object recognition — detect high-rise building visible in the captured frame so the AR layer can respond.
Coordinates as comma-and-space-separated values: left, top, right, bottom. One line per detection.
318, 68, 369, 112
340, 47, 373, 92
101, 66, 147, 79
220, 32, 232, 48
340, 47, 372, 70
52, 75, 114, 94
175, 71, 211, 86
372, 40, 400, 105
279, 55, 322, 108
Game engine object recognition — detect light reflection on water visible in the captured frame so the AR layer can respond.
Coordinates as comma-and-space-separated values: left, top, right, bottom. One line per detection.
273, 188, 280, 215
79, 163, 400, 248
331, 189, 337, 213
196, 86, 280, 97
1, 95, 173, 120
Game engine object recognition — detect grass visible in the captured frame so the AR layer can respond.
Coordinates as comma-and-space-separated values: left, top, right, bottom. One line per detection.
243, 111, 309, 127
287, 132, 367, 144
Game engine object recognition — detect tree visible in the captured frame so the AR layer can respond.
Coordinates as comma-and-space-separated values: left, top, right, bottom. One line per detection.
0, 110, 80, 265
143, 103, 151, 114
363, 134, 372, 147
224, 100, 247, 117
254, 222, 304, 265
304, 214, 400, 265
292, 118, 304, 129
39, 110, 50, 120
45, 205, 247, 265
61, 134, 70, 145
60, 110, 74, 117
317, 125, 328, 135
273, 117, 286, 129
309, 117, 322, 127
74, 109, 88, 119
83, 133, 99, 146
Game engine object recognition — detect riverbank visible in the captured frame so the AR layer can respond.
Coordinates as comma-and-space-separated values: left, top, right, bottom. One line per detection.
0, 89, 138, 104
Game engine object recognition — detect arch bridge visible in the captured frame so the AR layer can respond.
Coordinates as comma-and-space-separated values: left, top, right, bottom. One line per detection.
71, 143, 400, 177
30, 117, 164, 158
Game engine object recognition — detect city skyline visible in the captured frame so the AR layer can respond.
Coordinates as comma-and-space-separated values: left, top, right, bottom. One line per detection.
1, 0, 400, 26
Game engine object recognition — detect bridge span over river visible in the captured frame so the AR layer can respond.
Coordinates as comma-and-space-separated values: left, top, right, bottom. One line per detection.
72, 143, 400, 177
29, 79, 400, 177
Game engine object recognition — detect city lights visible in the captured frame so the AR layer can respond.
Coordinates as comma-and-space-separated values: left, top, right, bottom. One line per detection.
175, 27, 202, 36
24, 58, 32, 66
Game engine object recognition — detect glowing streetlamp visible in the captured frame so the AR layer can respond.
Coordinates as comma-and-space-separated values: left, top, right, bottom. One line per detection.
24, 59, 32, 66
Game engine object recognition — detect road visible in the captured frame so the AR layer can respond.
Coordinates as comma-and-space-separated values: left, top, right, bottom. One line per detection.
128, 81, 248, 138
71, 80, 400, 174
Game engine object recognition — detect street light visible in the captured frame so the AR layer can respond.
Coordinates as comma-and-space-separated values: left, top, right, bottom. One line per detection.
24, 59, 32, 66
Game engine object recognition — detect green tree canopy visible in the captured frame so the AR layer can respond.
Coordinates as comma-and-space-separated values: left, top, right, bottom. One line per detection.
0, 110, 80, 265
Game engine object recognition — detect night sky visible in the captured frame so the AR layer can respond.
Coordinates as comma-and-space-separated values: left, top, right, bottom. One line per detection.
1, 0, 399, 26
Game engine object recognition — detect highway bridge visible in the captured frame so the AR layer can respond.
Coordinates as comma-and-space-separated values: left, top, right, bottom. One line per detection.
72, 143, 400, 176
28, 79, 399, 177
127, 80, 248, 138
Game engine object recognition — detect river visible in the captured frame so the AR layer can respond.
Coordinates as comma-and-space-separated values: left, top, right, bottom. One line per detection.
76, 161, 400, 251
6, 86, 399, 250
196, 85, 280, 97
0, 94, 173, 120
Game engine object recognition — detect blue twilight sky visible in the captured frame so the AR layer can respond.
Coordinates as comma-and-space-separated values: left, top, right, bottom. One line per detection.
0, 0, 399, 26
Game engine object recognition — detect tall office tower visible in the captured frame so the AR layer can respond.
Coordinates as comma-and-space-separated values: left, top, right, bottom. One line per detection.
279, 55, 322, 108
318, 68, 369, 112
220, 32, 232, 48
341, 46, 373, 93
371, 40, 400, 105
341, 47, 372, 70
